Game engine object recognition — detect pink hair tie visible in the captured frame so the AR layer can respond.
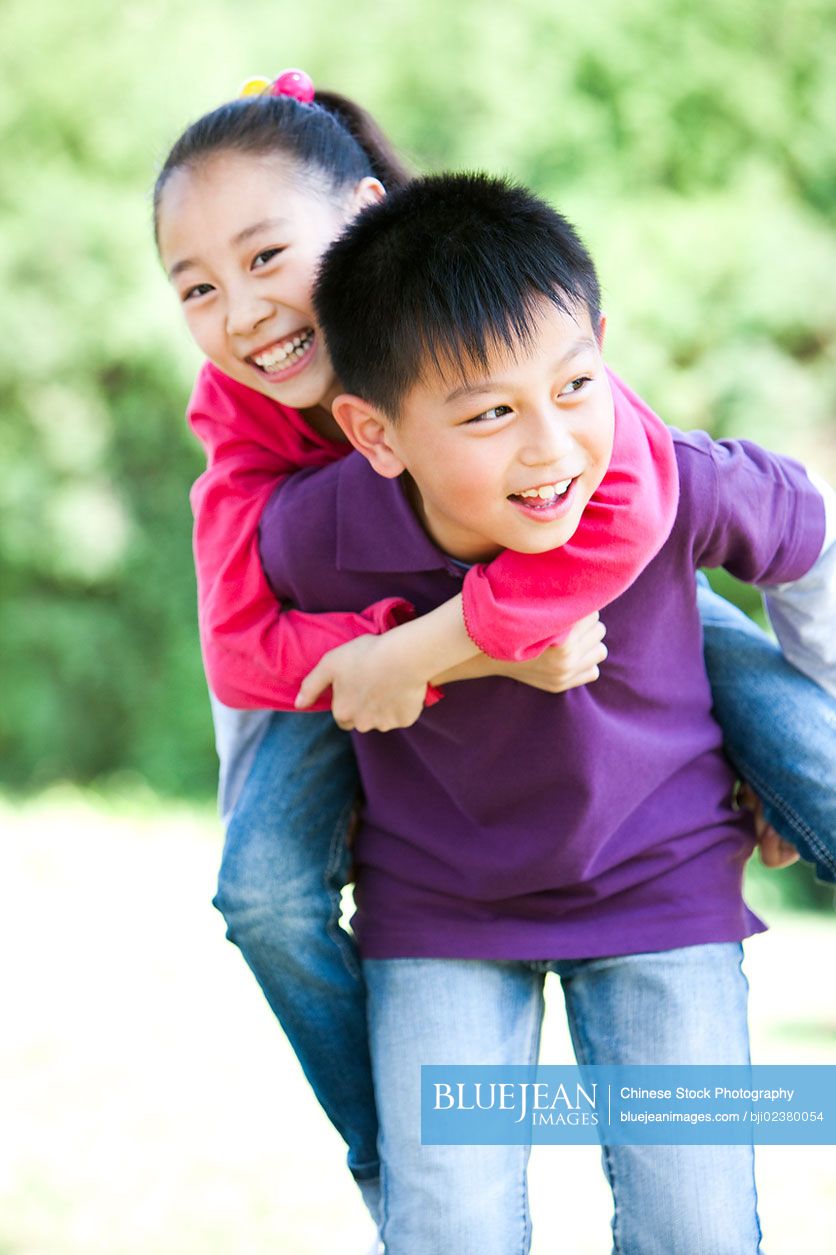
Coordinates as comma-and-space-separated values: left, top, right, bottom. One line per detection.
270, 69, 315, 104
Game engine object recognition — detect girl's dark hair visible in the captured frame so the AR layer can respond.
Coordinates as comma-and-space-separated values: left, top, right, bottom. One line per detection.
153, 88, 412, 240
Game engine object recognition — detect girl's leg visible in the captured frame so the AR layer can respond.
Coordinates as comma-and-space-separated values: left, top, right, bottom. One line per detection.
363, 957, 544, 1255
698, 579, 836, 882
556, 943, 761, 1254
212, 710, 380, 1201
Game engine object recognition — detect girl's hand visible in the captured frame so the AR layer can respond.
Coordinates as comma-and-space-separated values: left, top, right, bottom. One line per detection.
295, 633, 429, 732
492, 613, 608, 693
295, 610, 608, 732
431, 617, 602, 697
738, 782, 800, 869
436, 612, 607, 692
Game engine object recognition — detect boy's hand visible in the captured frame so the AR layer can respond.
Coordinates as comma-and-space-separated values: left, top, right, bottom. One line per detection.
738, 782, 800, 869
295, 633, 428, 732
494, 613, 608, 693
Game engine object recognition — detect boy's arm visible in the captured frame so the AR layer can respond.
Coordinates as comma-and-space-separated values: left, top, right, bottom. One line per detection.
686, 437, 832, 877
759, 471, 836, 698
687, 431, 828, 606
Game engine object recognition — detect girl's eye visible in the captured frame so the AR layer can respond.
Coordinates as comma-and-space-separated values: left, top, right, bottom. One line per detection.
467, 404, 512, 425
252, 247, 283, 269
559, 375, 592, 397
183, 283, 214, 302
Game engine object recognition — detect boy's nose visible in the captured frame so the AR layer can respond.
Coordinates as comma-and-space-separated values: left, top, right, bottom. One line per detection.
518, 409, 576, 467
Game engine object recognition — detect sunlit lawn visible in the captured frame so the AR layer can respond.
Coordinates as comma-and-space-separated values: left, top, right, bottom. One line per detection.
2, 787, 834, 1254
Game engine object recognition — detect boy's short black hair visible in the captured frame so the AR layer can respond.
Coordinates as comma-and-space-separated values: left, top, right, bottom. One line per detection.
313, 171, 602, 417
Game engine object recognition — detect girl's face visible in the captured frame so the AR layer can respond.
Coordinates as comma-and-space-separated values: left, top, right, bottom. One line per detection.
157, 151, 382, 420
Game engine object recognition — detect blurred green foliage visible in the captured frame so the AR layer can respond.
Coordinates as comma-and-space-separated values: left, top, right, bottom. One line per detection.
1, 1, 834, 842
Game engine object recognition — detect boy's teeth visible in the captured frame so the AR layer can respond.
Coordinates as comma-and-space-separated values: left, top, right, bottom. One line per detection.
253, 329, 314, 371
518, 479, 572, 500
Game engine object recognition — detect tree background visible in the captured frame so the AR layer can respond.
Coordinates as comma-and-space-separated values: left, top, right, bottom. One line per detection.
3, 13, 834, 1248
2, 0, 834, 817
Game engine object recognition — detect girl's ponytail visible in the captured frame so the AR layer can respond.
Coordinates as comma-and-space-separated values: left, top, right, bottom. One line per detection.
154, 78, 413, 239
314, 90, 412, 192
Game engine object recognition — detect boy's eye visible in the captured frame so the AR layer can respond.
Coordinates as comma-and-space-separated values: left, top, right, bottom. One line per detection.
252, 247, 284, 269
558, 375, 592, 397
183, 282, 214, 302
466, 404, 512, 425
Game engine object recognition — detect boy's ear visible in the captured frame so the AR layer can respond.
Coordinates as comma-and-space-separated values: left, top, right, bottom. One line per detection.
596, 312, 607, 351
331, 394, 406, 479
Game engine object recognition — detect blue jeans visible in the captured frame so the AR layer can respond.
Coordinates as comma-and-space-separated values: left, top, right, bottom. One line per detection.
364, 944, 761, 1255
211, 710, 380, 1202
212, 586, 836, 1210
698, 580, 836, 883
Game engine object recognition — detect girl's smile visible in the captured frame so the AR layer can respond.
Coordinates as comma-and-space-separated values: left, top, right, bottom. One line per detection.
247, 326, 317, 381
156, 151, 383, 433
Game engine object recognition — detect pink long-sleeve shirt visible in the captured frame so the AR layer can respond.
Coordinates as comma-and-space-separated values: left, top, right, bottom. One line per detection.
187, 361, 678, 710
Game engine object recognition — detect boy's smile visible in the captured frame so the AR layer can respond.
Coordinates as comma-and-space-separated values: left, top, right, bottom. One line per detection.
371, 302, 615, 564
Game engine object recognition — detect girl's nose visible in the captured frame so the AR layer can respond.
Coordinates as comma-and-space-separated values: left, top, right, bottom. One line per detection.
225, 289, 272, 337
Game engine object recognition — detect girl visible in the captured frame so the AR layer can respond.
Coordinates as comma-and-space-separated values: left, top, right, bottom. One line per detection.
153, 72, 836, 1227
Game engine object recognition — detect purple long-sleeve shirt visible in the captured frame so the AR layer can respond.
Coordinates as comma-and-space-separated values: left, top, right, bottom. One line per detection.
260, 430, 825, 960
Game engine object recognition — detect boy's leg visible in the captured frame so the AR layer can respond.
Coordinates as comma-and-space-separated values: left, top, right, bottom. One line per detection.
363, 957, 544, 1255
213, 710, 380, 1202
697, 578, 836, 882
555, 942, 761, 1255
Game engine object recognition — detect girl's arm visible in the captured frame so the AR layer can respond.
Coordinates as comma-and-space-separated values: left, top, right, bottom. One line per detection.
296, 606, 608, 732
189, 362, 426, 711
193, 361, 674, 720
191, 361, 617, 715
460, 368, 679, 661
296, 368, 678, 723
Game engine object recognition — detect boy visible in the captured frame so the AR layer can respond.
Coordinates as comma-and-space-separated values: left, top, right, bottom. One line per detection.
258, 173, 831, 1252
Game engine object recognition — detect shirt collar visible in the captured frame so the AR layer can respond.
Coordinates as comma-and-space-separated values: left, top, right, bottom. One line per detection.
336, 452, 453, 574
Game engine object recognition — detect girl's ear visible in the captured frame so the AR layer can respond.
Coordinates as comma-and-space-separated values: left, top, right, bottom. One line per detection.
331, 394, 405, 479
596, 312, 607, 351
349, 176, 386, 214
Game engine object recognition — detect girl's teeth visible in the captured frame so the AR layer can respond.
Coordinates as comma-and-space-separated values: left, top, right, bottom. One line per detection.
253, 330, 314, 371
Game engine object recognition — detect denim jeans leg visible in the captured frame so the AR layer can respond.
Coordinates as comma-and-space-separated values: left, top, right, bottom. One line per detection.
213, 710, 380, 1187
555, 943, 762, 1255
697, 579, 836, 882
363, 957, 544, 1255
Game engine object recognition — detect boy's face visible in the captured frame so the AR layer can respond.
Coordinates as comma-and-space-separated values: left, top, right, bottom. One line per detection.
380, 303, 614, 563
